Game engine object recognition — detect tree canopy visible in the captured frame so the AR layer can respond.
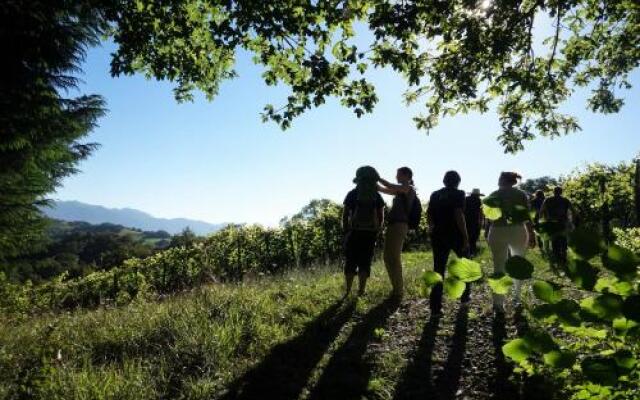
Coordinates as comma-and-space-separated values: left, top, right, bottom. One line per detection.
107, 0, 639, 152
0, 1, 106, 257
519, 176, 560, 194
2, 0, 638, 258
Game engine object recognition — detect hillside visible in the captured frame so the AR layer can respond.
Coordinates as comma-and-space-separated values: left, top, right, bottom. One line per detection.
0, 249, 556, 400
43, 201, 226, 235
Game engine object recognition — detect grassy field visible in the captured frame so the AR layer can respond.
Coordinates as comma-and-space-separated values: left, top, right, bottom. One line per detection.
0, 246, 554, 400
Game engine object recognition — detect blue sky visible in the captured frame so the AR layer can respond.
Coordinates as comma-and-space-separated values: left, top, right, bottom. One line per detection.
55, 39, 640, 226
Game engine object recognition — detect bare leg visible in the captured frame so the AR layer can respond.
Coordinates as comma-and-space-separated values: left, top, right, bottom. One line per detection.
357, 272, 368, 296
344, 273, 355, 297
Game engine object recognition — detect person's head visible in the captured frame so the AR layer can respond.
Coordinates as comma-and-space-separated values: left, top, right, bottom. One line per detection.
396, 166, 414, 185
353, 165, 380, 185
535, 190, 545, 199
553, 186, 563, 197
443, 170, 461, 189
498, 172, 521, 188
353, 166, 380, 202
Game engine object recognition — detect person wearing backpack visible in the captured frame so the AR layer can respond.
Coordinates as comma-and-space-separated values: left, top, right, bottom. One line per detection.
342, 166, 386, 297
378, 166, 418, 300
427, 170, 471, 315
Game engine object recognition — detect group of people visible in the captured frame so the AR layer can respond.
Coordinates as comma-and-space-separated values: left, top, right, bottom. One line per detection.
341, 166, 574, 314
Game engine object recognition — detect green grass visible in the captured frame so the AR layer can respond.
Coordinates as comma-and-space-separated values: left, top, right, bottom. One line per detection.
0, 248, 556, 400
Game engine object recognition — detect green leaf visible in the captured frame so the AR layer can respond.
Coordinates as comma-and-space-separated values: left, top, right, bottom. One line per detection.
502, 338, 532, 363
421, 270, 443, 287
505, 256, 534, 280
487, 273, 513, 295
613, 350, 637, 371
602, 245, 639, 278
612, 317, 639, 336
569, 227, 605, 260
447, 258, 482, 282
622, 295, 640, 322
543, 350, 576, 370
443, 277, 466, 299
523, 330, 558, 354
531, 304, 557, 320
580, 294, 624, 321
581, 357, 619, 386
532, 280, 562, 304
554, 299, 582, 326
566, 258, 598, 291
483, 196, 501, 208
482, 204, 502, 221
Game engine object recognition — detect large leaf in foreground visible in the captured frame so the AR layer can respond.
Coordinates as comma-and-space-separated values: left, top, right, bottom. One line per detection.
503, 338, 532, 363
523, 330, 558, 354
566, 258, 598, 291
581, 357, 619, 386
580, 294, 624, 321
422, 270, 443, 287
568, 227, 605, 260
448, 258, 482, 282
483, 204, 502, 221
602, 245, 639, 278
532, 280, 562, 304
543, 350, 576, 370
487, 273, 513, 295
505, 256, 534, 280
622, 295, 640, 322
443, 277, 466, 299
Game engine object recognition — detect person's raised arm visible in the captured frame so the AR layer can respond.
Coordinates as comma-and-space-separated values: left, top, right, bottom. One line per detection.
377, 179, 410, 195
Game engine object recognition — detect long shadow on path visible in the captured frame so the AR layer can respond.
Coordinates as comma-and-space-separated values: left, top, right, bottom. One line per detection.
219, 299, 355, 400
307, 297, 401, 400
435, 306, 469, 400
490, 311, 520, 400
392, 312, 442, 400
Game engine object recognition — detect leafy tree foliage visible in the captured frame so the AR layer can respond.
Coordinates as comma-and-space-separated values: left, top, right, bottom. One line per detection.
2, 220, 168, 283
3, 1, 638, 258
168, 227, 199, 248
106, 0, 639, 152
562, 162, 636, 231
0, 1, 107, 257
520, 176, 560, 194
0, 198, 436, 313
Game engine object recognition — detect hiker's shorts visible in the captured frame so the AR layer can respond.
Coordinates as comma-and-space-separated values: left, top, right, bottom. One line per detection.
344, 230, 378, 277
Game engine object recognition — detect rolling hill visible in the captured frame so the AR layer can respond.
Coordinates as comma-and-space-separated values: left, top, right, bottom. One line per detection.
43, 200, 226, 235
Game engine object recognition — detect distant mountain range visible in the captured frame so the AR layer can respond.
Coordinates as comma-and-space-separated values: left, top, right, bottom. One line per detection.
43, 201, 227, 235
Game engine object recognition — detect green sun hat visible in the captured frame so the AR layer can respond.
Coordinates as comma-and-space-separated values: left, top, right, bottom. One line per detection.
353, 165, 380, 183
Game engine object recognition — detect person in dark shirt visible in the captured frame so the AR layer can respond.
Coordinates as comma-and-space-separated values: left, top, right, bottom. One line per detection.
541, 186, 573, 268
464, 188, 484, 257
343, 166, 385, 297
531, 190, 547, 252
427, 170, 470, 315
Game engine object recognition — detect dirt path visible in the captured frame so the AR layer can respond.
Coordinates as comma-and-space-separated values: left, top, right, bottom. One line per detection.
217, 264, 552, 400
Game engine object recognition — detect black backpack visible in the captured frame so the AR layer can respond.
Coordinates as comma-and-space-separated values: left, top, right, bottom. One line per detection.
351, 198, 380, 231
408, 194, 422, 230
